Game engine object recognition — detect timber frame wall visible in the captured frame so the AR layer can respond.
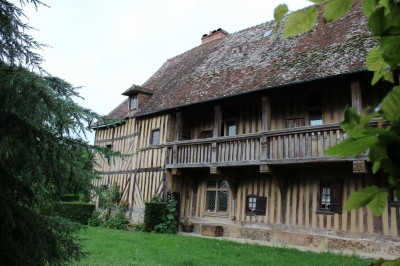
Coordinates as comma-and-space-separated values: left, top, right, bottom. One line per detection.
93, 74, 399, 243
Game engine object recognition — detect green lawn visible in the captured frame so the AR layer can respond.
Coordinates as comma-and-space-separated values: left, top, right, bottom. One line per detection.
70, 227, 372, 266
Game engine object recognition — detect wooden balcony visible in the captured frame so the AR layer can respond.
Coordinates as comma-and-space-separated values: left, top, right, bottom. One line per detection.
165, 123, 364, 169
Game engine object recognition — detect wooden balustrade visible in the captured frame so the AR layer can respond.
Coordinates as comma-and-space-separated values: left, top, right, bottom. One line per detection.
166, 123, 349, 167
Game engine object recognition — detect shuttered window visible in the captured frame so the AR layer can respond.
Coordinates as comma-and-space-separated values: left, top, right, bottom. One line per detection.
246, 196, 267, 216
318, 179, 342, 214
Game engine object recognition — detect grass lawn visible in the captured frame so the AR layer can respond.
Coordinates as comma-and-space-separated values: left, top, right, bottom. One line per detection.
70, 227, 372, 266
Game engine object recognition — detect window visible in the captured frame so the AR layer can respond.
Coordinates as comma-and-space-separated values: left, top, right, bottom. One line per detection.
226, 120, 237, 136
318, 179, 342, 214
105, 144, 112, 165
200, 130, 213, 139
309, 93, 322, 126
247, 196, 267, 215
151, 129, 160, 145
205, 180, 229, 213
221, 120, 237, 136
129, 95, 138, 109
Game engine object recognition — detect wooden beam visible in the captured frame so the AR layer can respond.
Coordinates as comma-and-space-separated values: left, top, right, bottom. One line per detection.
170, 168, 182, 176
353, 160, 368, 174
210, 166, 221, 175
261, 95, 271, 132
174, 112, 182, 141
213, 105, 222, 138
351, 81, 362, 114
259, 163, 272, 173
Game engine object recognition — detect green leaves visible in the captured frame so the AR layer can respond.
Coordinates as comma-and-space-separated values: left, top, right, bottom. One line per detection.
283, 7, 318, 38
323, 0, 353, 22
366, 47, 394, 84
274, 4, 288, 23
382, 86, 400, 122
309, 0, 326, 3
344, 186, 388, 216
381, 35, 400, 67
325, 135, 378, 156
362, 0, 378, 17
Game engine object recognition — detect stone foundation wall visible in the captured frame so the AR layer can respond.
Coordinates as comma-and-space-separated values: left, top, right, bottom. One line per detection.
190, 220, 400, 257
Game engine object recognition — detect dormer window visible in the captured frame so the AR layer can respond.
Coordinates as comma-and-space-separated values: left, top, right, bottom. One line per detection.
130, 95, 138, 110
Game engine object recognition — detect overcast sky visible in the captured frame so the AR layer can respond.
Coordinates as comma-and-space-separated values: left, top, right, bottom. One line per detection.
22, 0, 311, 142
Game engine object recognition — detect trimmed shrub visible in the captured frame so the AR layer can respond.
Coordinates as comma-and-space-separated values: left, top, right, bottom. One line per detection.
88, 210, 102, 227
55, 202, 95, 225
144, 202, 167, 232
60, 194, 80, 202
103, 208, 129, 230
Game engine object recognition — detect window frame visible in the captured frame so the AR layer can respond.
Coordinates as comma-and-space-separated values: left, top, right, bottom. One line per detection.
246, 195, 267, 216
316, 179, 342, 215
150, 128, 160, 146
129, 95, 138, 110
105, 144, 113, 165
308, 92, 323, 126
200, 129, 213, 139
205, 180, 230, 214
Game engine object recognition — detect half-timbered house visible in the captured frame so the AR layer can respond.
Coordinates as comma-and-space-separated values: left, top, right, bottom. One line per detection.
93, 1, 399, 255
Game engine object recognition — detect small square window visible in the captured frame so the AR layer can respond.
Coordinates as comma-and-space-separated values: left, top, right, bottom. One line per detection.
226, 120, 236, 136
151, 129, 160, 145
130, 95, 138, 109
246, 196, 267, 216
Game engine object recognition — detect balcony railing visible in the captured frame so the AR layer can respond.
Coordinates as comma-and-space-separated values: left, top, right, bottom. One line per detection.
166, 123, 352, 168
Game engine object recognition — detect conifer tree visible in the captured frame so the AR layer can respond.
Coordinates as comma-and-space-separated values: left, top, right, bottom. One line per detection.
0, 0, 99, 264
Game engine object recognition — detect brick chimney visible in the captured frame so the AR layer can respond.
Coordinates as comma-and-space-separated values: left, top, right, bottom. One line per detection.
201, 28, 229, 44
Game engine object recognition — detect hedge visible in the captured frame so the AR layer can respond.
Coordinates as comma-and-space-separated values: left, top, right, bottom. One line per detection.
144, 202, 167, 232
60, 194, 80, 202
46, 202, 96, 225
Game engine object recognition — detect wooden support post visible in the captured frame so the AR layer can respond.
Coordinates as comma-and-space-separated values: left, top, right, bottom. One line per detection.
351, 81, 362, 114
261, 95, 271, 132
175, 112, 182, 141
213, 105, 222, 138
275, 174, 289, 225
226, 177, 238, 200
353, 160, 368, 174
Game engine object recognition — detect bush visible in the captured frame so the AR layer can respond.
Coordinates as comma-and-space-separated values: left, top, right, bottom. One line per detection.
103, 208, 129, 230
88, 210, 102, 227
154, 194, 178, 234
54, 202, 95, 225
144, 202, 167, 232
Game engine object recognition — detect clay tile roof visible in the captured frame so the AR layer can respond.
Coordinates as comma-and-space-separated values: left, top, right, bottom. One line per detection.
108, 1, 375, 119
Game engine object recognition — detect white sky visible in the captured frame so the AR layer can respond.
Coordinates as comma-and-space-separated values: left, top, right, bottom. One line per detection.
21, 0, 312, 142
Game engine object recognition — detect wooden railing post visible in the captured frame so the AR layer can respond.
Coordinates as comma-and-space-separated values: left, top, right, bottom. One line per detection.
260, 135, 268, 160
172, 144, 178, 165
211, 142, 217, 164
